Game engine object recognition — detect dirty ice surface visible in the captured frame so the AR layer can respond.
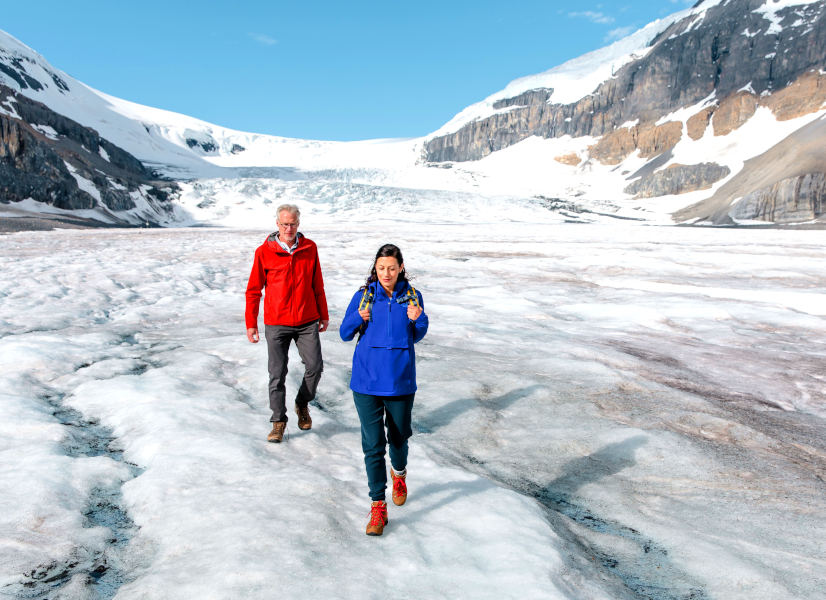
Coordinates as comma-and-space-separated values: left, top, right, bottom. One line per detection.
1, 222, 824, 600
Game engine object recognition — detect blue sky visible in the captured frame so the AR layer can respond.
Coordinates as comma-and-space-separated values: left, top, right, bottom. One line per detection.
4, 1, 694, 141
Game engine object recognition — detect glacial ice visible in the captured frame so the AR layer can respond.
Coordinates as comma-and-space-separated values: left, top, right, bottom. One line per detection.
0, 218, 824, 599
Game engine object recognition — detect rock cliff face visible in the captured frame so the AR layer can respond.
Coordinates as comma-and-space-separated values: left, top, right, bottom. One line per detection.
427, 0, 826, 162
0, 85, 176, 223
424, 0, 826, 224
732, 173, 826, 222
624, 163, 731, 198
674, 113, 826, 224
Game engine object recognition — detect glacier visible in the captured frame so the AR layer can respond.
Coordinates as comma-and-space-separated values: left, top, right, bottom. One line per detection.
1, 209, 824, 599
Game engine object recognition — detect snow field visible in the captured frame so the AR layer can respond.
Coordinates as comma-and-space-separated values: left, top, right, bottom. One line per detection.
0, 335, 132, 593
0, 227, 573, 599
1, 221, 825, 599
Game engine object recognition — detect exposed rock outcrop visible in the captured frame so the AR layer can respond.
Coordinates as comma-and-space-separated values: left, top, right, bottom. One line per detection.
554, 152, 581, 166
1, 112, 95, 210
674, 114, 826, 224
761, 70, 826, 120
624, 163, 731, 198
686, 107, 714, 140
731, 173, 826, 222
0, 85, 176, 222
712, 91, 758, 136
492, 89, 553, 110
0, 44, 69, 93
589, 121, 683, 165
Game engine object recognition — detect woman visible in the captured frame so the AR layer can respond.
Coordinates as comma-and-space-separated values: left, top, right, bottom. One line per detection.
339, 243, 429, 536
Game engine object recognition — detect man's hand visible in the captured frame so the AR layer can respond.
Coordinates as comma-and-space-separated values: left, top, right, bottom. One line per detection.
407, 305, 423, 321
318, 319, 329, 332
247, 327, 260, 343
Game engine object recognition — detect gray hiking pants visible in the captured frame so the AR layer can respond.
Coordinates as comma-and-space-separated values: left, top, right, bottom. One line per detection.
264, 321, 324, 423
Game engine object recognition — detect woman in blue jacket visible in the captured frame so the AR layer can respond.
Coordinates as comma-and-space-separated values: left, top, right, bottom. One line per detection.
339, 243, 428, 536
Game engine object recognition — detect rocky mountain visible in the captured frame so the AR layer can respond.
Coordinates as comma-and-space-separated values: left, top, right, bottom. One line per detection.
0, 85, 176, 226
0, 40, 180, 227
0, 29, 419, 229
424, 0, 826, 225
2, 0, 826, 228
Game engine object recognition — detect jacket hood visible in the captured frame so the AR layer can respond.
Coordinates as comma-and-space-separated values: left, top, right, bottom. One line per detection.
265, 231, 305, 252
367, 279, 411, 299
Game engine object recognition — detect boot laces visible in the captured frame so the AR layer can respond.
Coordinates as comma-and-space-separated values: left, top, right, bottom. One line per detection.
393, 476, 407, 497
369, 503, 387, 526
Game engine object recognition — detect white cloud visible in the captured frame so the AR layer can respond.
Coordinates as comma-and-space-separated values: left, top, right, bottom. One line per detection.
249, 33, 278, 46
605, 25, 636, 41
568, 11, 616, 24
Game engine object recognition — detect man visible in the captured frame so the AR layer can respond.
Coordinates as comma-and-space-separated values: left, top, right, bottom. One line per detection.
245, 204, 329, 443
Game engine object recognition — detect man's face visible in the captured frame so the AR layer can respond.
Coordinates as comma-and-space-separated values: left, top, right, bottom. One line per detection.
277, 211, 299, 245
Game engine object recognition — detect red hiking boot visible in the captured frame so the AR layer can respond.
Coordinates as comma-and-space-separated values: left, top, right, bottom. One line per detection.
366, 501, 388, 536
391, 469, 407, 506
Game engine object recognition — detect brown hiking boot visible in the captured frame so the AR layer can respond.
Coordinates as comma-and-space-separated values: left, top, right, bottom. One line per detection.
391, 469, 407, 506
366, 501, 388, 536
295, 404, 312, 430
267, 421, 286, 443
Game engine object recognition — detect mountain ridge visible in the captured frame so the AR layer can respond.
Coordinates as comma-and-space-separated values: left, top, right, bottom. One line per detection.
2, 1, 826, 227
423, 0, 826, 225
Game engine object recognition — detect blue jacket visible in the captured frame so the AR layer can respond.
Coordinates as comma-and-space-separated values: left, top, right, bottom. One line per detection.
339, 280, 429, 396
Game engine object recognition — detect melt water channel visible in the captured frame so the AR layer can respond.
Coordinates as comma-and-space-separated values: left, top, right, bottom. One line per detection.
11, 388, 142, 600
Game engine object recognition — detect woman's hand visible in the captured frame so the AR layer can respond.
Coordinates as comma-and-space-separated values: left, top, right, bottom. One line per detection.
358, 308, 371, 322
407, 304, 423, 321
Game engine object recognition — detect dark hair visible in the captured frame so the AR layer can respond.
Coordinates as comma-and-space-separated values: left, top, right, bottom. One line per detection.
364, 243, 408, 287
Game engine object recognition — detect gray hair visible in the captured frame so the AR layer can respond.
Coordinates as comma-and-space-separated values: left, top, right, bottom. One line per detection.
276, 204, 300, 222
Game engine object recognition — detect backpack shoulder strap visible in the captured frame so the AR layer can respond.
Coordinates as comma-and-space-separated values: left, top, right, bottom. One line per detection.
358, 287, 374, 313
406, 285, 420, 307
357, 287, 374, 339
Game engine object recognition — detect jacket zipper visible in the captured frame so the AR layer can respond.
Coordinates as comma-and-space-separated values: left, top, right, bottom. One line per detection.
287, 243, 304, 322
287, 253, 292, 320
387, 293, 392, 340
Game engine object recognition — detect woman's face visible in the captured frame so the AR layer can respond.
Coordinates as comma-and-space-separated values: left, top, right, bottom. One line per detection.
376, 256, 403, 292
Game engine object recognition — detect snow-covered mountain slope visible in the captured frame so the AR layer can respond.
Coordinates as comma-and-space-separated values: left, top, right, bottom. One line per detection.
0, 29, 435, 179
429, 1, 715, 139
3, 0, 826, 228
1, 29, 319, 179
425, 0, 826, 226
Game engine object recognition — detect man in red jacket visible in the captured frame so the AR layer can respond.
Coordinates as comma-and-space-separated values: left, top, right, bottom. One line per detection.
245, 204, 329, 443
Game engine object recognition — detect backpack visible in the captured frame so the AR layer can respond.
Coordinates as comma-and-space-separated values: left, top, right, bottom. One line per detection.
357, 284, 419, 336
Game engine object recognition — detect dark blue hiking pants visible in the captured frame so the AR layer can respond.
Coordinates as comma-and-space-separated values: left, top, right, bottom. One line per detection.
352, 391, 414, 502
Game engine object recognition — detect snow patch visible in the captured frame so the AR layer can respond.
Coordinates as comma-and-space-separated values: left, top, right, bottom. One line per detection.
64, 161, 101, 202
753, 0, 822, 34
31, 123, 59, 140
0, 96, 19, 118
655, 92, 718, 126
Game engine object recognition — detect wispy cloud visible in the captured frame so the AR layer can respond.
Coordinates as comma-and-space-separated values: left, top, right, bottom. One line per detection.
568, 11, 615, 25
604, 26, 636, 42
249, 33, 278, 46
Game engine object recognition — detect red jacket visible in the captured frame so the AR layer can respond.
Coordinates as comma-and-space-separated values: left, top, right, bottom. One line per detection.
245, 234, 329, 329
